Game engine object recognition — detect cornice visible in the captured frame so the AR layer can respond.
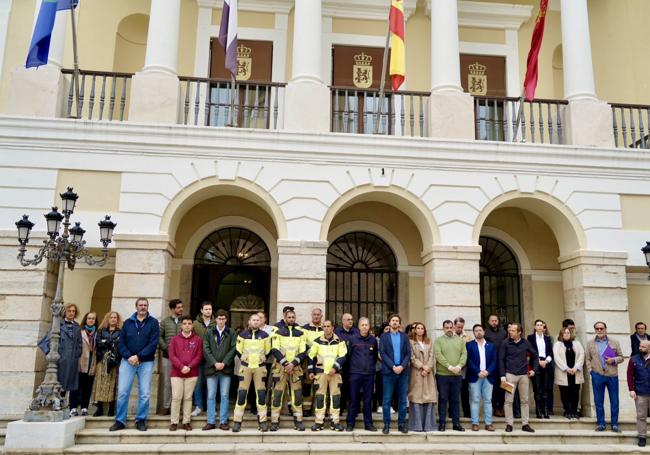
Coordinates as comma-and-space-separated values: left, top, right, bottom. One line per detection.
426, 0, 533, 30
196, 0, 293, 14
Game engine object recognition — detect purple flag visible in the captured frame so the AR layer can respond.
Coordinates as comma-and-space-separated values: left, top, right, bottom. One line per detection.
218, 0, 238, 77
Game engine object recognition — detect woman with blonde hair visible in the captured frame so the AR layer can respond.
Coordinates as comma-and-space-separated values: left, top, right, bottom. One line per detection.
92, 311, 123, 416
408, 322, 437, 432
553, 326, 584, 419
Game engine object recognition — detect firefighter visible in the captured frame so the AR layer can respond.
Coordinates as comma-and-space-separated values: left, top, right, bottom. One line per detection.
301, 307, 324, 416
308, 319, 347, 431
232, 313, 271, 432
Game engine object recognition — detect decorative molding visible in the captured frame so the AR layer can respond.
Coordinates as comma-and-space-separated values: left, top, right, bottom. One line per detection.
196, 0, 293, 14
426, 0, 533, 30
323, 0, 417, 21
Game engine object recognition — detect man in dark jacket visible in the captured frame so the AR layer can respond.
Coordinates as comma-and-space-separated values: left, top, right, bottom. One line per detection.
484, 314, 507, 416
110, 297, 160, 432
379, 313, 411, 434
346, 317, 378, 432
627, 339, 650, 447
499, 322, 538, 433
335, 313, 359, 414
466, 324, 497, 431
202, 309, 236, 431
631, 322, 648, 357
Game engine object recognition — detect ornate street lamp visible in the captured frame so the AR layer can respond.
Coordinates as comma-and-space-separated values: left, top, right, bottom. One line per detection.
642, 241, 650, 280
15, 187, 116, 422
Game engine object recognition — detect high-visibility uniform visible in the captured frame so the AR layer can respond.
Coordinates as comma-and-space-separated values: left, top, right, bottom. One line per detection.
234, 328, 271, 423
270, 322, 307, 423
307, 333, 347, 424
301, 323, 323, 413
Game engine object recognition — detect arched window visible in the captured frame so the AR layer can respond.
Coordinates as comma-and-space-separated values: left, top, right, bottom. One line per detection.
479, 236, 522, 326
326, 232, 397, 329
194, 227, 271, 266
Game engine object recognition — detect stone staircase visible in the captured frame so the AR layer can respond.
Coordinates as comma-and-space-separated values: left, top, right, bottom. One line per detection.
44, 415, 650, 455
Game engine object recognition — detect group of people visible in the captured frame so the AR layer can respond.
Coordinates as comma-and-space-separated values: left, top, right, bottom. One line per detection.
45, 297, 650, 447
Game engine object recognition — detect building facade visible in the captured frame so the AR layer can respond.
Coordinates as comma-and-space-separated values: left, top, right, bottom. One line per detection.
0, 0, 649, 419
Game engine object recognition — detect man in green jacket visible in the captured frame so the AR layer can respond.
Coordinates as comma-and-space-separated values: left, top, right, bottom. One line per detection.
192, 301, 216, 416
434, 319, 468, 432
202, 309, 237, 431
159, 299, 184, 414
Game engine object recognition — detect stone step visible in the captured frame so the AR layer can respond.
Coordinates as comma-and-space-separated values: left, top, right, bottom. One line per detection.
64, 442, 650, 455
74, 428, 641, 446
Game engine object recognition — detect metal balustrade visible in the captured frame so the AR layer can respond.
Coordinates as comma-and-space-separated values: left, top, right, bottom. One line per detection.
611, 103, 650, 149
62, 69, 133, 121
179, 77, 285, 129
474, 96, 567, 144
330, 86, 429, 137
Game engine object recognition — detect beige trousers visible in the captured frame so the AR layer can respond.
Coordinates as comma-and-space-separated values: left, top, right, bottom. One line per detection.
636, 394, 650, 437
170, 377, 198, 424
504, 373, 530, 426
314, 372, 342, 424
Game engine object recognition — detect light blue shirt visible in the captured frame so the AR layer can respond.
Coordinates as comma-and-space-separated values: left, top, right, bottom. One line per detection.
596, 337, 609, 369
390, 332, 401, 365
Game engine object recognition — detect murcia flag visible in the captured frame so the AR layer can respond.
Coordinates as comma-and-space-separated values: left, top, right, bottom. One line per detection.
389, 0, 405, 91
26, 0, 78, 68
218, 0, 238, 77
523, 0, 548, 101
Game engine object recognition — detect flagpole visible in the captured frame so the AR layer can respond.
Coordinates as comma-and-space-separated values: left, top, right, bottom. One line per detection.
512, 89, 526, 142
374, 29, 391, 135
229, 73, 236, 127
69, 0, 81, 119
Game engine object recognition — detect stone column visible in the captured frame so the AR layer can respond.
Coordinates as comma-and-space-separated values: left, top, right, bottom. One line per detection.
422, 246, 481, 337
559, 251, 633, 419
128, 0, 181, 124
5, 1, 69, 117
0, 231, 57, 416
560, 0, 614, 147
427, 0, 474, 140
283, 0, 330, 132
276, 240, 327, 323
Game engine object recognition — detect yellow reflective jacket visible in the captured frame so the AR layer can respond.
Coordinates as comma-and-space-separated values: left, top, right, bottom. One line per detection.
235, 328, 271, 369
302, 323, 324, 346
270, 322, 307, 366
308, 333, 348, 374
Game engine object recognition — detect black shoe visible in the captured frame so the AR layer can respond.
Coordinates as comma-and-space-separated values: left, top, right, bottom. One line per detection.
382, 425, 389, 434
294, 419, 305, 431
438, 424, 446, 432
505, 425, 513, 432
107, 402, 116, 417
332, 423, 345, 432
535, 410, 542, 419
232, 422, 241, 433
595, 425, 606, 432
270, 422, 279, 432
521, 424, 535, 433
365, 425, 378, 432
311, 423, 324, 431
135, 420, 147, 431
452, 425, 465, 432
109, 421, 125, 432
611, 425, 621, 433
543, 412, 550, 419
639, 437, 647, 447
345, 425, 354, 432
93, 406, 104, 417
398, 425, 408, 434
259, 421, 269, 432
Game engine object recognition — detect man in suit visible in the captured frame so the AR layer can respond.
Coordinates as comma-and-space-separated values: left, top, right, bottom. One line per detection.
631, 322, 648, 357
466, 324, 497, 431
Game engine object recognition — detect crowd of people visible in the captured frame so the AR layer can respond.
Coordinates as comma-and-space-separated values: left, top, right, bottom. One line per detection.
41, 298, 650, 447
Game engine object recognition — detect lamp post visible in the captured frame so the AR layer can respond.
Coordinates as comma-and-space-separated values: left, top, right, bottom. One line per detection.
15, 187, 116, 422
642, 241, 650, 280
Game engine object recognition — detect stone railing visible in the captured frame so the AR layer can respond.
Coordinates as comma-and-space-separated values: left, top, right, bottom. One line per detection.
611, 103, 650, 149
62, 69, 133, 121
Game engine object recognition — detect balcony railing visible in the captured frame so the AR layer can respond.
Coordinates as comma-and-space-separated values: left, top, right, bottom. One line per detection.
474, 96, 568, 144
611, 103, 650, 149
330, 87, 429, 137
62, 69, 133, 121
178, 76, 285, 129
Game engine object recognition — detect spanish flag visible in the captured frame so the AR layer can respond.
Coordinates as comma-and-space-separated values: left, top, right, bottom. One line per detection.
389, 0, 405, 91
523, 0, 548, 101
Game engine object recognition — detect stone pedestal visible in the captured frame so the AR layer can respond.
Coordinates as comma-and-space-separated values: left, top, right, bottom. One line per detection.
127, 72, 180, 124
276, 240, 327, 323
283, 79, 330, 132
559, 250, 634, 419
5, 65, 68, 118
4, 417, 85, 453
428, 91, 475, 140
562, 100, 615, 147
423, 246, 481, 337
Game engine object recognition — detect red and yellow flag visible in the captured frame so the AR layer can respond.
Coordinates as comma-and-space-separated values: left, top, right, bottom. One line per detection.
389, 0, 405, 91
523, 0, 549, 101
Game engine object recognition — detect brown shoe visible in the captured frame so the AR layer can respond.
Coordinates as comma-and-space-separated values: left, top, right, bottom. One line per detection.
494, 409, 505, 417
169, 423, 178, 431
471, 424, 479, 431
485, 424, 495, 432
183, 423, 192, 431
202, 423, 216, 431
219, 423, 230, 431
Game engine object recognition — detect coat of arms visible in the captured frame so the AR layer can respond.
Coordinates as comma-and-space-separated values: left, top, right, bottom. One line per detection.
353, 52, 373, 89
237, 44, 252, 81
468, 62, 487, 96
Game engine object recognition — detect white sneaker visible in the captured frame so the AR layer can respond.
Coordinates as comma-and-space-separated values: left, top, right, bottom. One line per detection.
390, 408, 396, 414
69, 408, 78, 417
191, 406, 201, 417
81, 408, 88, 416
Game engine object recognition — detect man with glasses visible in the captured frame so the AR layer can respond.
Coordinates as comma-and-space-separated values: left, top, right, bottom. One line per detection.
585, 321, 623, 432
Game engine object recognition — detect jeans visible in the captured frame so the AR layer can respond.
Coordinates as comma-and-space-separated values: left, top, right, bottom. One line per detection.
115, 359, 154, 424
591, 371, 619, 427
469, 378, 493, 425
382, 372, 408, 427
347, 373, 374, 428
193, 363, 205, 410
206, 374, 232, 425
437, 374, 462, 426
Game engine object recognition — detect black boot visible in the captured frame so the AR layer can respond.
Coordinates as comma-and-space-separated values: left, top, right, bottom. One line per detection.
107, 401, 116, 417
93, 403, 104, 417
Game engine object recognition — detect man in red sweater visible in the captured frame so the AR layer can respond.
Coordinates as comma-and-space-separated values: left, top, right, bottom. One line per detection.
168, 316, 203, 431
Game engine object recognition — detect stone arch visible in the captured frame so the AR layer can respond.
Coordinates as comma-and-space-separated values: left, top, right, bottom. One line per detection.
327, 221, 409, 268
159, 178, 288, 242
480, 226, 532, 273
320, 185, 440, 253
91, 274, 115, 320
473, 191, 586, 256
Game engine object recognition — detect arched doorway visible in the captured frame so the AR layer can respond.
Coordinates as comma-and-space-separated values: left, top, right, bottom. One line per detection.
326, 231, 397, 329
191, 227, 271, 330
479, 236, 522, 327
